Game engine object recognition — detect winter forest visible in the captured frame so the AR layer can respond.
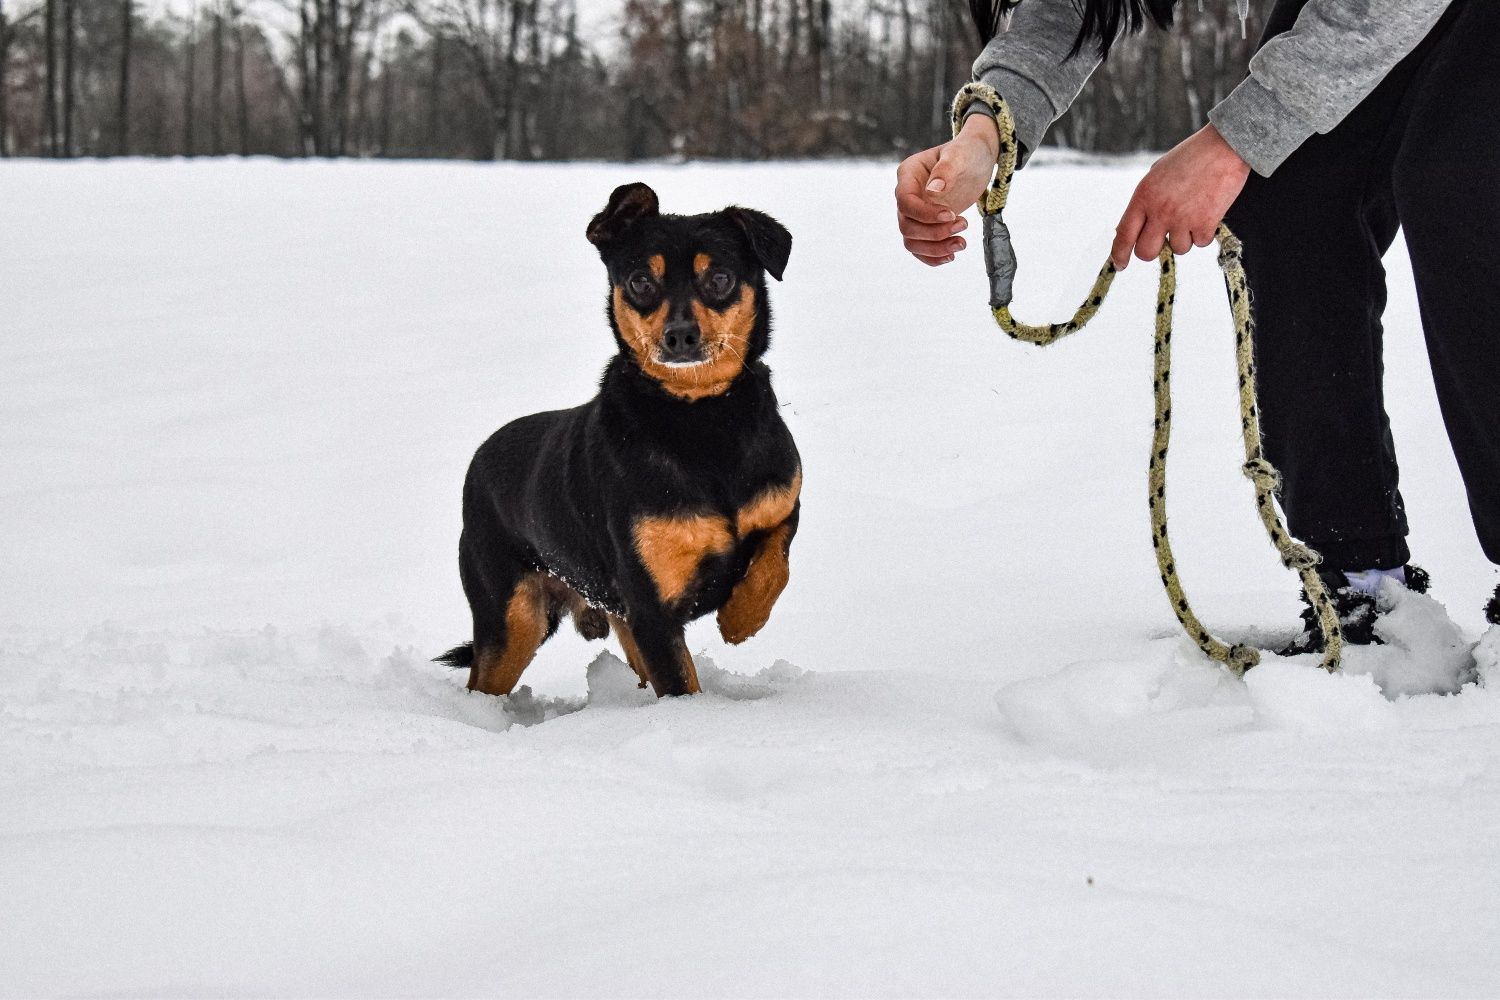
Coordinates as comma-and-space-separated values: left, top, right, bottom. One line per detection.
1, 0, 1267, 160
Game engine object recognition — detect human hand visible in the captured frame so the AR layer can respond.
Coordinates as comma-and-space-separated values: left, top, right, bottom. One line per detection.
1111, 124, 1251, 269
894, 114, 1000, 267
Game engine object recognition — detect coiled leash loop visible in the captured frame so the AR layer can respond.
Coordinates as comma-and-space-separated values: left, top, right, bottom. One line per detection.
952, 81, 1343, 674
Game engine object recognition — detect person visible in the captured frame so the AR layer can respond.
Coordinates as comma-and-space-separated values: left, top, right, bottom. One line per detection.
895, 0, 1500, 649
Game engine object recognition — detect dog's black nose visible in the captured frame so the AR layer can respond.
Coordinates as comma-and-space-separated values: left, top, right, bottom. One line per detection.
661, 320, 704, 362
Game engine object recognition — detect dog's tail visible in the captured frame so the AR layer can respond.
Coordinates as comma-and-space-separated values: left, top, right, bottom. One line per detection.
434, 642, 474, 669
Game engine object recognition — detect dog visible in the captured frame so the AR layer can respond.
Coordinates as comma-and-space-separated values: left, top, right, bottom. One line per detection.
437, 182, 800, 698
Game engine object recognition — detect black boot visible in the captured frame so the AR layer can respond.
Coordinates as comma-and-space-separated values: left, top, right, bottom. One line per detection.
1486, 582, 1499, 627
1280, 565, 1430, 656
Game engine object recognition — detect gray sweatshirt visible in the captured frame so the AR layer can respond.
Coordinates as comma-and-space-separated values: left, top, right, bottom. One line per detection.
972, 0, 1454, 176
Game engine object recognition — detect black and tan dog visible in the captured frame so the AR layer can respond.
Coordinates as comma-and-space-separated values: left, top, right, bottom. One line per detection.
437, 182, 800, 697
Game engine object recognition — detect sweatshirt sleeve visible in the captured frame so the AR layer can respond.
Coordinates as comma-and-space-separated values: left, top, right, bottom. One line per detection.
970, 1, 1100, 166
1209, 0, 1454, 176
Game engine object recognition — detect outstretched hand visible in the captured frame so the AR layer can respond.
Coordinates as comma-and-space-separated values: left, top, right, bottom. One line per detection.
1112, 124, 1251, 269
898, 116, 1250, 270
894, 115, 1001, 266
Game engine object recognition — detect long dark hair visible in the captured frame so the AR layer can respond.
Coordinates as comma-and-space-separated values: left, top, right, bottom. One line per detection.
966, 1, 1022, 45
966, 0, 1178, 58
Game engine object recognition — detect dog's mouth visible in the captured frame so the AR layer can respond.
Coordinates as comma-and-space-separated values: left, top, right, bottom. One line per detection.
652, 342, 714, 368
635, 334, 749, 400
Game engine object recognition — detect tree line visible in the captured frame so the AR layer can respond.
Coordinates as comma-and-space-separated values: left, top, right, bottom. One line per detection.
0, 0, 1263, 160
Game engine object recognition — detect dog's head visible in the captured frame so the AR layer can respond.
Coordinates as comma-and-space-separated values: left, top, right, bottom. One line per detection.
587, 182, 792, 401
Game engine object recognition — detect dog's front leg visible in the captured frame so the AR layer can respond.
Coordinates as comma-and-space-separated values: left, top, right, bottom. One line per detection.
610, 610, 700, 697
718, 511, 798, 645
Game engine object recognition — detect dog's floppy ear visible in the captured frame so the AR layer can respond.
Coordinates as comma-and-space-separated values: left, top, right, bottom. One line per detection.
587, 183, 660, 246
725, 207, 792, 281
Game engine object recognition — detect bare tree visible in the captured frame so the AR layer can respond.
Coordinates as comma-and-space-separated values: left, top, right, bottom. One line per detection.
0, 0, 7, 155
808, 0, 829, 105
426, 27, 442, 152
210, 2, 224, 153
416, 0, 544, 159
59, 0, 72, 154
183, 4, 197, 154
43, 0, 56, 153
117, 0, 133, 154
287, 0, 381, 155
233, 5, 250, 153
0, 0, 28, 156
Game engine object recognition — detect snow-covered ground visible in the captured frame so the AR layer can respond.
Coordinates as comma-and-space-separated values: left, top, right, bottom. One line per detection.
4, 157, 1499, 998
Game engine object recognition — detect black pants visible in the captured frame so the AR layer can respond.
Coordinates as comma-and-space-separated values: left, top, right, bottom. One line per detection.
1223, 0, 1500, 570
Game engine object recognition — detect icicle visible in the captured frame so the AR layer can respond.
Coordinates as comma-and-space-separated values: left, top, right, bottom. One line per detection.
1237, 0, 1249, 37
1197, 0, 1204, 12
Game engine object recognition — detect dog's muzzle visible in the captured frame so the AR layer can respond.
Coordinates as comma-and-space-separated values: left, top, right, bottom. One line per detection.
658, 320, 707, 365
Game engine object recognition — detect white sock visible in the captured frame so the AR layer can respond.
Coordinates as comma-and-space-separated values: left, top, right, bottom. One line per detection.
1343, 566, 1406, 596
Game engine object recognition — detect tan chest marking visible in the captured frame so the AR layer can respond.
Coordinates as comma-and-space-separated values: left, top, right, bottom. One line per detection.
633, 514, 734, 603
737, 469, 802, 536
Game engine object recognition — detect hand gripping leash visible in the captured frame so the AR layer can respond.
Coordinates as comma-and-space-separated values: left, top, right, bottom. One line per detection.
952, 81, 1343, 674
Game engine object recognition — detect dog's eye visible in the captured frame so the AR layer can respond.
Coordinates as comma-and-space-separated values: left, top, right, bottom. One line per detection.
701, 269, 735, 300
625, 271, 657, 300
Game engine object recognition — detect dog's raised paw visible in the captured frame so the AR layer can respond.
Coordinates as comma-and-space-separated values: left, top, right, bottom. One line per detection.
717, 610, 765, 646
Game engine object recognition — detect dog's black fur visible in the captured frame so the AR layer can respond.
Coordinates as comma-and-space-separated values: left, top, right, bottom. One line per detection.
437, 182, 800, 697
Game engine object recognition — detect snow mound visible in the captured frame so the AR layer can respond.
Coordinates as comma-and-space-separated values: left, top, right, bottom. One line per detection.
1244, 583, 1476, 731
582, 650, 656, 707
1475, 625, 1500, 685
584, 649, 807, 706
0, 623, 524, 778
994, 639, 1242, 747
1354, 579, 1476, 696
998, 595, 1493, 747
697, 653, 807, 699
0, 626, 812, 779
490, 684, 590, 725
1242, 660, 1396, 732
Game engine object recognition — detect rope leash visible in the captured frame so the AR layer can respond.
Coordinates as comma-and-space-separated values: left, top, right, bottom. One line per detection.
951, 81, 1343, 674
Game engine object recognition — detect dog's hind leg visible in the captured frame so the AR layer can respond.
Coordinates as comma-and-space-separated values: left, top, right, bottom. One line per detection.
460, 542, 552, 696
468, 574, 552, 696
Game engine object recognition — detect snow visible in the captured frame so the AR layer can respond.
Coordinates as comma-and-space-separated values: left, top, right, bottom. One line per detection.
3, 156, 1500, 997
